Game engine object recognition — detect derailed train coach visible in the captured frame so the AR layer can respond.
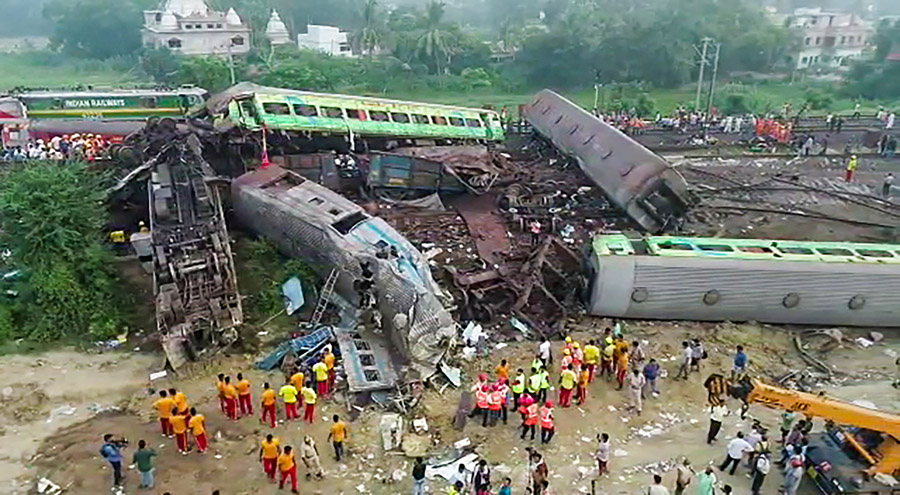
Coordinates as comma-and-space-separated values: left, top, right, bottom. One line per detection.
586, 234, 900, 327
231, 166, 455, 376
524, 90, 692, 233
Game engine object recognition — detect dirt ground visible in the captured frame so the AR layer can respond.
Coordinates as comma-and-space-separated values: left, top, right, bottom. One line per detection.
4, 321, 896, 495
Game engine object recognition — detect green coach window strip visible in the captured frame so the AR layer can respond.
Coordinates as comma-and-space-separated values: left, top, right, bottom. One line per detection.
412, 114, 430, 124
391, 113, 410, 123
857, 249, 894, 258
321, 107, 344, 118
345, 109, 365, 119
263, 102, 291, 115
293, 104, 318, 117
815, 248, 854, 256
449, 117, 465, 127
370, 111, 389, 122
466, 118, 483, 128
431, 116, 448, 125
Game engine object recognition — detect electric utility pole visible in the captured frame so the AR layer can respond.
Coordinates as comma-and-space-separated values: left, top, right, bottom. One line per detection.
694, 37, 713, 111
705, 42, 721, 120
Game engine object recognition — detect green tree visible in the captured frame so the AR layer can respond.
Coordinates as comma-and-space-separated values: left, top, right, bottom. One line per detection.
176, 56, 242, 93
352, 0, 384, 56
0, 162, 123, 342
415, 1, 457, 75
43, 0, 143, 59
140, 47, 181, 84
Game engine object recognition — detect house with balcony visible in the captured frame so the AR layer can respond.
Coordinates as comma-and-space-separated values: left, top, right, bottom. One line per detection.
142, 0, 251, 56
788, 8, 872, 69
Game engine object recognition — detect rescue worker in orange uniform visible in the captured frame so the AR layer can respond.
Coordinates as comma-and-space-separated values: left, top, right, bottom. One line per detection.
488, 383, 503, 426
540, 401, 555, 444
572, 342, 584, 369
215, 373, 227, 414
236, 372, 253, 417
223, 376, 238, 420
188, 407, 207, 453
323, 346, 336, 395
474, 384, 490, 427
575, 364, 590, 405
497, 378, 510, 425
153, 390, 175, 437
559, 364, 577, 408
169, 388, 190, 426
259, 434, 280, 480
560, 348, 573, 373
260, 382, 277, 428
520, 395, 539, 441
278, 445, 299, 494
170, 411, 190, 454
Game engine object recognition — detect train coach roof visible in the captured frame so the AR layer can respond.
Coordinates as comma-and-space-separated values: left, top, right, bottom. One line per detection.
592, 234, 900, 263
205, 82, 497, 116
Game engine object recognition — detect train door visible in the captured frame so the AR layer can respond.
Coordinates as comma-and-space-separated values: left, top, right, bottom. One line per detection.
235, 96, 261, 128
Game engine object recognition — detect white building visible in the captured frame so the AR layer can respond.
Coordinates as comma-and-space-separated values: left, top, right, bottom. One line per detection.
142, 0, 251, 56
265, 10, 291, 46
788, 8, 871, 69
296, 25, 353, 57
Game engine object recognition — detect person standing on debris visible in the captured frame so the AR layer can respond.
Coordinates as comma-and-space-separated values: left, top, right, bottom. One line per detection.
301, 382, 318, 424
690, 339, 705, 373
300, 435, 324, 480
313, 356, 329, 399
719, 431, 752, 475
412, 456, 427, 495
560, 348, 573, 374
290, 368, 305, 391
602, 338, 616, 380
133, 439, 157, 489
324, 345, 337, 395
216, 373, 227, 414
883, 173, 894, 199
495, 359, 510, 382
845, 155, 858, 182
531, 452, 549, 495
674, 458, 693, 495
261, 382, 277, 427
575, 364, 590, 405
527, 368, 542, 404
499, 477, 512, 495
153, 390, 175, 438
539, 366, 550, 404
450, 463, 469, 491
520, 394, 539, 441
488, 383, 503, 426
100, 434, 125, 488
584, 340, 600, 383
529, 219, 542, 246
539, 401, 555, 444
572, 342, 584, 369
558, 364, 577, 407
628, 368, 646, 415
732, 346, 748, 380
278, 445, 300, 494
708, 401, 728, 444
615, 343, 629, 390
497, 378, 510, 425
512, 368, 526, 410
170, 410, 190, 455
675, 341, 691, 380
539, 337, 552, 367
782, 456, 803, 495
473, 384, 490, 427
629, 340, 646, 369
170, 387, 190, 426
223, 378, 238, 421
328, 414, 348, 461
643, 358, 661, 398
595, 433, 610, 476
279, 377, 300, 421
259, 434, 281, 480
236, 372, 253, 417
188, 407, 208, 454
472, 459, 491, 495
697, 466, 717, 495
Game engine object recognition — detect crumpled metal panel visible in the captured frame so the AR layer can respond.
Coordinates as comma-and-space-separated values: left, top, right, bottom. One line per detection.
232, 166, 455, 376
525, 89, 692, 233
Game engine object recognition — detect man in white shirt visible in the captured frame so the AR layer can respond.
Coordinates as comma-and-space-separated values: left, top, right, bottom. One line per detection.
628, 368, 647, 415
708, 402, 728, 444
539, 339, 552, 367
751, 453, 770, 495
719, 431, 752, 475
595, 433, 610, 475
450, 463, 469, 491
675, 341, 691, 380
647, 474, 670, 495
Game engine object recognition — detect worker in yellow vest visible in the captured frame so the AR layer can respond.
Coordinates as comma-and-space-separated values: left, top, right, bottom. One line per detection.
511, 369, 526, 410
527, 369, 542, 398
538, 368, 550, 404
584, 340, 600, 383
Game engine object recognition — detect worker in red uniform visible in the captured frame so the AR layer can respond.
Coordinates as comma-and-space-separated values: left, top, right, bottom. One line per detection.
278, 445, 299, 494
559, 364, 577, 408
323, 346, 336, 395
475, 384, 490, 427
236, 372, 253, 417
215, 373, 227, 414
188, 407, 207, 454
259, 434, 280, 480
497, 378, 509, 425
222, 377, 238, 421
260, 382, 277, 428
575, 364, 590, 405
540, 401, 555, 444
520, 395, 538, 441
488, 383, 503, 426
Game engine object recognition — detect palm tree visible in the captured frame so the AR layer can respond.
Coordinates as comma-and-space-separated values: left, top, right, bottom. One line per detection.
353, 0, 382, 56
415, 1, 455, 74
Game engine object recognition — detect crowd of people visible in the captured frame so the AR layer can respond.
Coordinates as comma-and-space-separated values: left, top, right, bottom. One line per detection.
100, 344, 342, 494
0, 134, 112, 161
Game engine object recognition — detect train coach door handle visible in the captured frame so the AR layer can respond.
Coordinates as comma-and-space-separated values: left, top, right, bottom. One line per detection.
621, 164, 634, 176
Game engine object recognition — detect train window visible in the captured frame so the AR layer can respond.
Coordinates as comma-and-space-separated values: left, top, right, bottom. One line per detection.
263, 103, 291, 115
333, 211, 367, 235
52, 98, 64, 109
369, 111, 389, 122
697, 244, 734, 252
449, 117, 465, 127
816, 247, 853, 256
857, 249, 893, 258
239, 99, 258, 119
431, 116, 448, 125
412, 114, 430, 124
390, 112, 410, 123
143, 97, 159, 108
779, 247, 814, 255
345, 109, 365, 119
656, 242, 692, 251
322, 107, 344, 118
308, 197, 324, 205
738, 246, 772, 254
293, 104, 318, 117
466, 118, 483, 128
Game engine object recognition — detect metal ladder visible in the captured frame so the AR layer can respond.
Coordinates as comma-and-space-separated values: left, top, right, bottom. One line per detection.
309, 268, 339, 327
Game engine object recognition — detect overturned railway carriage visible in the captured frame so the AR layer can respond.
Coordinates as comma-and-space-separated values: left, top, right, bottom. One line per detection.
231, 166, 455, 377
524, 90, 691, 233
205, 82, 504, 151
586, 235, 900, 327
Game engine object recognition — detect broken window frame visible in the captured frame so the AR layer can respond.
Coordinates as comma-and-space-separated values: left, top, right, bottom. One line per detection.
262, 102, 292, 115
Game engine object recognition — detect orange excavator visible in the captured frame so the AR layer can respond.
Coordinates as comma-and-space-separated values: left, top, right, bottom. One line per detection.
706, 374, 899, 495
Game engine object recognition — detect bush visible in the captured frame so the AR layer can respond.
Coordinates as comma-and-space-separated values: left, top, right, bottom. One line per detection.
804, 89, 833, 111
